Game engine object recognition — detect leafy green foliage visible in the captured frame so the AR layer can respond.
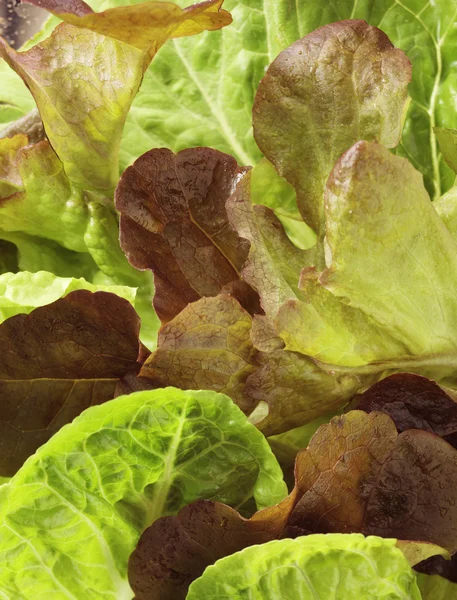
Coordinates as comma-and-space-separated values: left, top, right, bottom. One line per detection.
130, 406, 456, 597
2, 1, 457, 596
253, 20, 411, 242
0, 270, 135, 322
0, 0, 230, 192
187, 535, 421, 600
0, 388, 286, 597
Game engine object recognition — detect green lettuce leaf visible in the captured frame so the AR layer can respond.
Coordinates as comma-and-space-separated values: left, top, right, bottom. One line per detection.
321, 141, 457, 361
253, 19, 411, 243
0, 0, 231, 192
4, 0, 457, 206
435, 185, 457, 238
0, 289, 142, 475
0, 270, 136, 321
0, 239, 18, 274
0, 388, 286, 597
0, 133, 28, 197
435, 127, 457, 174
0, 63, 35, 129
250, 158, 316, 251
186, 534, 421, 600
0, 140, 89, 252
0, 230, 98, 279
417, 574, 457, 600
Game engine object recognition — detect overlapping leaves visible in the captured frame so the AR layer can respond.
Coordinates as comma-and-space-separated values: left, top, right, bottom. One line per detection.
0, 388, 286, 597
116, 19, 457, 436
129, 394, 457, 598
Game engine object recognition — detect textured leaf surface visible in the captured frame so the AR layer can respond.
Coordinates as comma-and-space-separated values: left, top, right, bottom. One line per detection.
0, 0, 230, 191
435, 127, 457, 173
267, 413, 340, 488
321, 141, 457, 358
226, 172, 308, 318
253, 19, 411, 240
0, 290, 141, 475
0, 388, 286, 598
187, 535, 421, 600
245, 350, 362, 436
0, 141, 89, 252
275, 271, 406, 367
435, 185, 457, 240
3, 0, 457, 202
116, 147, 256, 322
356, 373, 457, 446
140, 294, 257, 413
141, 291, 363, 435
0, 134, 28, 198
288, 412, 457, 553
0, 27, 144, 191
0, 270, 136, 322
23, 0, 231, 55
129, 499, 281, 600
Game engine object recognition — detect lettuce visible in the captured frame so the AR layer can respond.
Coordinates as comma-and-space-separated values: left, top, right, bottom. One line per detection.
0, 289, 143, 475
0, 270, 136, 321
0, 0, 232, 353
129, 386, 457, 598
0, 388, 285, 598
2, 0, 457, 596
114, 19, 457, 435
187, 535, 421, 600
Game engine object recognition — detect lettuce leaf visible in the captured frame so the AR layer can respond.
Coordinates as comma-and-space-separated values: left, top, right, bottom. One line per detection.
0, 0, 231, 192
355, 373, 457, 445
253, 20, 411, 243
3, 0, 456, 205
417, 574, 457, 600
115, 147, 256, 322
0, 289, 142, 475
130, 405, 456, 598
0, 388, 286, 597
186, 535, 421, 600
0, 270, 136, 321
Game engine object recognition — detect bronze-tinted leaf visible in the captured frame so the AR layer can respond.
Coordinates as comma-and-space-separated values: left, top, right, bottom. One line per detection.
0, 290, 141, 475
140, 294, 257, 413
253, 20, 411, 243
116, 148, 256, 322
289, 411, 457, 553
128, 499, 284, 600
416, 553, 457, 583
246, 350, 362, 436
23, 0, 92, 16
356, 373, 457, 447
23, 0, 231, 56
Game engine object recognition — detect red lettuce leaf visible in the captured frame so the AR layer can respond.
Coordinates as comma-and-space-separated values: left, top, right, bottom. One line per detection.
115, 147, 259, 322
0, 290, 142, 475
356, 373, 457, 447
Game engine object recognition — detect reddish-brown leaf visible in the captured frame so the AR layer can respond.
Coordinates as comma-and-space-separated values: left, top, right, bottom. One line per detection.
115, 148, 258, 322
0, 290, 141, 475
356, 373, 457, 447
